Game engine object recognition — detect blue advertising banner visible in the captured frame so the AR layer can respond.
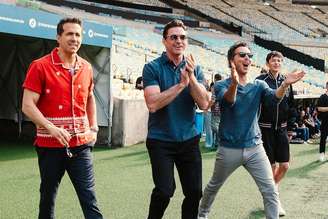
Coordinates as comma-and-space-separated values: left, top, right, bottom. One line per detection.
0, 4, 112, 48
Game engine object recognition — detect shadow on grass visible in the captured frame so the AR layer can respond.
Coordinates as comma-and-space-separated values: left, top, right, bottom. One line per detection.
98, 150, 148, 162
92, 146, 114, 152
287, 160, 326, 178
123, 160, 150, 168
200, 145, 217, 160
294, 148, 317, 157
247, 208, 265, 219
0, 140, 36, 161
0, 140, 145, 162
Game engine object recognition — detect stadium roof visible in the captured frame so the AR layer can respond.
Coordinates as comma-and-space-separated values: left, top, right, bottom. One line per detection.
0, 3, 113, 48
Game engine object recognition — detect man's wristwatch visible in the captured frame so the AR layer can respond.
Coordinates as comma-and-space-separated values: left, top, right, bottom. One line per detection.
90, 126, 99, 133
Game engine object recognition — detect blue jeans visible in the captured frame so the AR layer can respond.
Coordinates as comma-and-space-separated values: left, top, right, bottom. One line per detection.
296, 127, 309, 141
36, 145, 103, 219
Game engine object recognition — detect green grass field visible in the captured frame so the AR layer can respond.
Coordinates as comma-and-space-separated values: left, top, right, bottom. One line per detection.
0, 140, 327, 219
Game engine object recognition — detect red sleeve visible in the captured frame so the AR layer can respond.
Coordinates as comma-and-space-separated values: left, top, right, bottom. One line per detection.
22, 61, 44, 94
88, 64, 94, 96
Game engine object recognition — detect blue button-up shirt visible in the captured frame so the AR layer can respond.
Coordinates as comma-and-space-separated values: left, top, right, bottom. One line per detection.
143, 52, 205, 142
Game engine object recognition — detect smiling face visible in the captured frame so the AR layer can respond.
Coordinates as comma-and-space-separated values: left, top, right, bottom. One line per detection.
267, 56, 282, 74
56, 22, 82, 55
162, 26, 187, 58
230, 46, 252, 75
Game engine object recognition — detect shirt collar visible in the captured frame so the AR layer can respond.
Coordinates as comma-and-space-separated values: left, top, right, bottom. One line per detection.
160, 52, 186, 67
51, 47, 82, 70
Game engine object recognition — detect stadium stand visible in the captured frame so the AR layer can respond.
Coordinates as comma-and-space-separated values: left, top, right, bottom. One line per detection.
2, 0, 327, 145
3, 0, 327, 98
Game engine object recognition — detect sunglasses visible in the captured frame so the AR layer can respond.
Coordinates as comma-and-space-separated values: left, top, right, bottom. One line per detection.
235, 52, 254, 59
166, 34, 187, 41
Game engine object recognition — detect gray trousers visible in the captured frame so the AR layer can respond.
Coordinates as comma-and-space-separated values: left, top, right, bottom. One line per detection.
199, 144, 279, 219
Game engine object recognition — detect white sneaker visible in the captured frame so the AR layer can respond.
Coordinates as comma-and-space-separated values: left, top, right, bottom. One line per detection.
307, 139, 314, 144
198, 216, 208, 219
319, 153, 326, 162
277, 199, 286, 217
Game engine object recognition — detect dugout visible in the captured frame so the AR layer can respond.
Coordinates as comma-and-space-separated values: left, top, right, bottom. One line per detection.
0, 4, 113, 145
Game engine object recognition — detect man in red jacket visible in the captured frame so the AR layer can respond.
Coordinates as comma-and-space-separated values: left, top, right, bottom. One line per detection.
22, 17, 103, 219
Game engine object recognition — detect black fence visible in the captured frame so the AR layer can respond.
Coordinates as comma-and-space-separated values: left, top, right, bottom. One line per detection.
293, 0, 328, 5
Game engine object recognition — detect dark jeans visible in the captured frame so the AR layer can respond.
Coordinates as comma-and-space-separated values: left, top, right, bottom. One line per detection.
146, 136, 202, 219
36, 145, 103, 219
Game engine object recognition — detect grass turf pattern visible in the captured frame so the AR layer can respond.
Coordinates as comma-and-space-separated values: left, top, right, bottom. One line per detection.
0, 140, 327, 219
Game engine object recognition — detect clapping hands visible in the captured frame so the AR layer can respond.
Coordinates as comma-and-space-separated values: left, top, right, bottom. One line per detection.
180, 54, 195, 87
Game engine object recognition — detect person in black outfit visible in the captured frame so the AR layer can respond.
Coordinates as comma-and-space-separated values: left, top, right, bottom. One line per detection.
317, 81, 328, 162
135, 76, 143, 90
256, 51, 296, 217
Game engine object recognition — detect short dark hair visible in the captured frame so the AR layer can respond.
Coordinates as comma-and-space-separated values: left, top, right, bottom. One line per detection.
266, 51, 283, 63
163, 19, 186, 39
227, 41, 249, 68
214, 73, 222, 81
57, 17, 82, 36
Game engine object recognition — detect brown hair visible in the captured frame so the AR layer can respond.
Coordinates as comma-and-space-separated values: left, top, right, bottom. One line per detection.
163, 19, 186, 39
266, 51, 283, 63
227, 41, 250, 68
214, 73, 222, 81
57, 17, 82, 36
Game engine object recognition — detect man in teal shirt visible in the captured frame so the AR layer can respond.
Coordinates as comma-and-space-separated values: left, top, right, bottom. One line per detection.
198, 42, 305, 219
143, 20, 209, 219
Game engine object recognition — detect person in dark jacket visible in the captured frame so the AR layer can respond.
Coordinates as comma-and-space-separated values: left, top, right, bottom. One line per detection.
317, 81, 328, 162
256, 51, 296, 217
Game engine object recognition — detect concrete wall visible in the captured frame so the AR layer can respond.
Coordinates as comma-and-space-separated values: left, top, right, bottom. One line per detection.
111, 97, 148, 146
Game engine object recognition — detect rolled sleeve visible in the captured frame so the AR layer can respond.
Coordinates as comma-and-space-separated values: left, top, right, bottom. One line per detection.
142, 63, 159, 88
195, 65, 205, 84
215, 79, 239, 108
88, 64, 94, 96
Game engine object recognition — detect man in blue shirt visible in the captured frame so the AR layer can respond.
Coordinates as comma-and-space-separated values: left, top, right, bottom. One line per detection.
143, 20, 209, 219
198, 42, 305, 219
